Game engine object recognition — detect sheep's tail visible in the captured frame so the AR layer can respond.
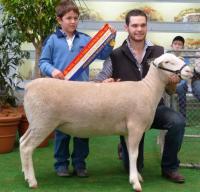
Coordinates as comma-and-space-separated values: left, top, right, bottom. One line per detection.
24, 81, 33, 98
25, 78, 46, 90
24, 78, 43, 95
24, 80, 35, 91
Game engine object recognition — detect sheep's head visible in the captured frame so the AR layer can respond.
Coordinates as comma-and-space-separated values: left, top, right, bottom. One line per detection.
194, 50, 200, 73
153, 53, 193, 80
194, 59, 200, 73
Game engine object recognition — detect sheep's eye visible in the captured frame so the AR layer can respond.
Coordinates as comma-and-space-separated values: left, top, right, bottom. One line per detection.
165, 61, 170, 64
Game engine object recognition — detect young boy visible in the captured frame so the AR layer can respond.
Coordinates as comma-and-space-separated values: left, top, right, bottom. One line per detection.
171, 36, 185, 53
39, 0, 115, 177
171, 36, 189, 118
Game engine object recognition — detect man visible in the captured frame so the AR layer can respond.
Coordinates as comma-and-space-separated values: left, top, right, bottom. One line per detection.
172, 36, 200, 118
95, 9, 185, 183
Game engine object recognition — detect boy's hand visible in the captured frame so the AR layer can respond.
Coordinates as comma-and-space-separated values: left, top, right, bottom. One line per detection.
108, 25, 116, 47
52, 69, 65, 79
102, 78, 120, 83
109, 26, 117, 35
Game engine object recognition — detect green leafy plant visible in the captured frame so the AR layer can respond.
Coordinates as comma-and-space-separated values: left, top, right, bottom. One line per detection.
0, 0, 89, 78
0, 12, 29, 110
0, 0, 61, 78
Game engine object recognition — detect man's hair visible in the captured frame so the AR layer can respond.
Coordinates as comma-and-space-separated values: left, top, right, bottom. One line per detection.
56, 0, 80, 18
172, 36, 185, 45
125, 9, 148, 25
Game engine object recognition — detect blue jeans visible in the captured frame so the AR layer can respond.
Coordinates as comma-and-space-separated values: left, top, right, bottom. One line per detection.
192, 79, 200, 101
120, 105, 185, 173
176, 80, 188, 118
54, 130, 89, 171
176, 79, 200, 117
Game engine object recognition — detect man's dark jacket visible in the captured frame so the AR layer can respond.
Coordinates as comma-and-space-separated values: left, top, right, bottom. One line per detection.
110, 40, 164, 81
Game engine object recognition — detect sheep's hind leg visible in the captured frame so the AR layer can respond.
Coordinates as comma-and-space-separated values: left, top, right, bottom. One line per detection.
19, 128, 31, 173
20, 126, 52, 188
20, 130, 37, 188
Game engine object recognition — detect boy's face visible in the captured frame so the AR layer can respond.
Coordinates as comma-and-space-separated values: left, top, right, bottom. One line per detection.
125, 16, 147, 42
171, 40, 184, 51
57, 10, 79, 35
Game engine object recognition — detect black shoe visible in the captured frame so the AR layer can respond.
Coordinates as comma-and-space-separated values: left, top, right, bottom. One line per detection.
73, 169, 89, 178
162, 170, 185, 183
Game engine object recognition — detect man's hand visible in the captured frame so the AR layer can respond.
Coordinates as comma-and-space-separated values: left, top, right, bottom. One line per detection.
51, 69, 65, 79
168, 74, 180, 84
165, 74, 180, 95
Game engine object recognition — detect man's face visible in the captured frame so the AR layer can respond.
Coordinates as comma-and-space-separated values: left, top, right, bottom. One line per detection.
57, 10, 79, 35
171, 40, 184, 51
125, 16, 147, 42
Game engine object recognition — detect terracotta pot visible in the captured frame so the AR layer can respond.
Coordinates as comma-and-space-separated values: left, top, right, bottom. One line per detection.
0, 114, 21, 153
18, 114, 29, 137
18, 114, 49, 148
48, 131, 55, 139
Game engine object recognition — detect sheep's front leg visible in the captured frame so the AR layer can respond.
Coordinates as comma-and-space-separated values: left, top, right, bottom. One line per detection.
20, 126, 51, 188
126, 126, 144, 192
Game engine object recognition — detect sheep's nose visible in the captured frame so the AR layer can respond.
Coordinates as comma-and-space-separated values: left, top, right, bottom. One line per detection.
181, 66, 194, 79
185, 67, 193, 78
187, 70, 193, 77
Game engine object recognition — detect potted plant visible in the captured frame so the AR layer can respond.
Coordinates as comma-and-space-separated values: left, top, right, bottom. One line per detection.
0, 12, 29, 153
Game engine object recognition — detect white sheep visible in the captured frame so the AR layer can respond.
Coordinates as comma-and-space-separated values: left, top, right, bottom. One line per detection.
20, 53, 193, 191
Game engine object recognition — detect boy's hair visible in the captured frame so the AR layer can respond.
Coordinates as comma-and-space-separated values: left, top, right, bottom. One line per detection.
56, 0, 80, 18
125, 9, 148, 25
172, 36, 185, 45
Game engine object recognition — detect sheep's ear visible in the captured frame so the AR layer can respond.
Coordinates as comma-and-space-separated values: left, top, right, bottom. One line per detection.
153, 56, 163, 68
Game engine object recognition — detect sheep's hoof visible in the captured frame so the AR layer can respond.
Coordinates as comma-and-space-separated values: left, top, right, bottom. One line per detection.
134, 190, 142, 192
28, 181, 38, 189
134, 187, 142, 192
133, 184, 142, 192
29, 183, 38, 189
